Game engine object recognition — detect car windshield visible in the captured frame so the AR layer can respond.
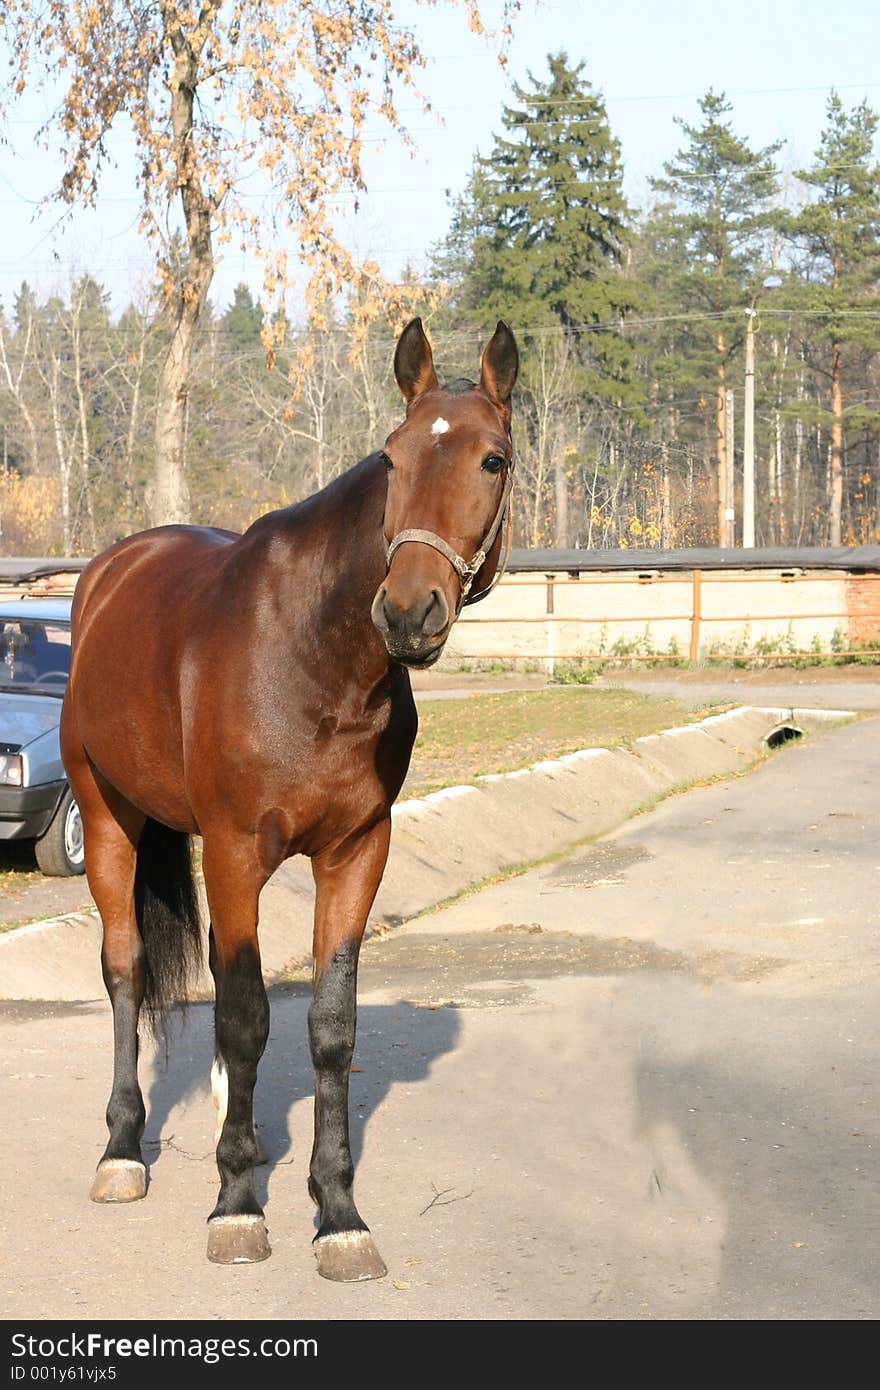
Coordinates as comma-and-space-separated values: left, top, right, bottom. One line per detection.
0, 619, 71, 696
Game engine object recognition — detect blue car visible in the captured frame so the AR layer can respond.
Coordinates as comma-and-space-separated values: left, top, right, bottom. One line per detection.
0, 596, 84, 875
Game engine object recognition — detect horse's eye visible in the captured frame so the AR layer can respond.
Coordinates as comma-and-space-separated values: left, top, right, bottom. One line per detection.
380, 451, 394, 470
481, 454, 505, 474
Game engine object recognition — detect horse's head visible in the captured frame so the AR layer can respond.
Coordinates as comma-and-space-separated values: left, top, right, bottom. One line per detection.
371, 318, 519, 668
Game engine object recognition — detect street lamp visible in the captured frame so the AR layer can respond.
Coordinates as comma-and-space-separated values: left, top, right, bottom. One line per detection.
742, 275, 783, 548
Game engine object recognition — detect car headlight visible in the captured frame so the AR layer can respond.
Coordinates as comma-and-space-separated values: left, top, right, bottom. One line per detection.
0, 753, 23, 786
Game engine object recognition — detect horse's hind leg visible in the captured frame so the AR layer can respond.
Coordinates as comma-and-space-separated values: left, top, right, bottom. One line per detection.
202, 834, 271, 1264
65, 738, 147, 1202
309, 819, 391, 1282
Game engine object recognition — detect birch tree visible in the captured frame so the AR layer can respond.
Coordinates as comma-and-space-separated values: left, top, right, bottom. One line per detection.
1, 1, 517, 525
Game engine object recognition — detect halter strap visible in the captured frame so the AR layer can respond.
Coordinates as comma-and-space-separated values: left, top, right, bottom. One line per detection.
384, 466, 514, 610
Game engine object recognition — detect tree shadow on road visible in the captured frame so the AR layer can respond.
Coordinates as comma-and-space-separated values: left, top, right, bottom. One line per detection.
635, 1022, 880, 1318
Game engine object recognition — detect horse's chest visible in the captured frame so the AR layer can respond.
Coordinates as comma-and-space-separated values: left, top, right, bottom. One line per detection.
256, 711, 408, 859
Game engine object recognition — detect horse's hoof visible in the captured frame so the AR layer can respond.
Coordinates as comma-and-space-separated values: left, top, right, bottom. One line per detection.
89, 1160, 147, 1204
207, 1215, 271, 1265
314, 1230, 387, 1282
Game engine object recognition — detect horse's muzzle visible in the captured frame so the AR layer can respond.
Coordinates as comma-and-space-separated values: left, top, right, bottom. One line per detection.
370, 584, 450, 667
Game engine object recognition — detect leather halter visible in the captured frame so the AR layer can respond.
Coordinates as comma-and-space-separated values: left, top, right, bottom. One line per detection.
383, 463, 514, 611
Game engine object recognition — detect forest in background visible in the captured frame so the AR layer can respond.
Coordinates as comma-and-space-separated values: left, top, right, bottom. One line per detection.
1, 53, 879, 557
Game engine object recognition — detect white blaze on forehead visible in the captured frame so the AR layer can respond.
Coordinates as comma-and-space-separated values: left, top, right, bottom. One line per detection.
431, 417, 450, 436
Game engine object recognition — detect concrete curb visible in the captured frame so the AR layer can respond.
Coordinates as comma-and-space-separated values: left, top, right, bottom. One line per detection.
0, 705, 853, 1003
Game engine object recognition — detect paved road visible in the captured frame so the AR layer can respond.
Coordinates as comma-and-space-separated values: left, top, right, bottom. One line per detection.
2, 716, 878, 1320
596, 668, 880, 711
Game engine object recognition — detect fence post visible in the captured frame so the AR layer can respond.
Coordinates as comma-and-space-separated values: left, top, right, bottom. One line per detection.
545, 576, 555, 677
689, 568, 702, 662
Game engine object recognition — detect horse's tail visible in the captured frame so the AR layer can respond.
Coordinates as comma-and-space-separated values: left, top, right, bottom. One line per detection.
135, 817, 204, 1033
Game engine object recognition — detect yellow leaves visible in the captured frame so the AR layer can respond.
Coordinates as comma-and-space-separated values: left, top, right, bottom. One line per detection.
260, 316, 286, 372
0, 473, 64, 554
3, 0, 512, 369
465, 1, 485, 35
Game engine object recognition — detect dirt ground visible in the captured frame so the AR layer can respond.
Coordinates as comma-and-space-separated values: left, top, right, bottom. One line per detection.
1, 716, 877, 1319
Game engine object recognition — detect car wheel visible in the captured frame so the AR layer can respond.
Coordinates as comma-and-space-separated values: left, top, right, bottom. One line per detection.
34, 788, 86, 877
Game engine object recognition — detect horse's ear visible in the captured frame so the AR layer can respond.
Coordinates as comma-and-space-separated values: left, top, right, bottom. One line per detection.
394, 318, 439, 403
480, 320, 519, 408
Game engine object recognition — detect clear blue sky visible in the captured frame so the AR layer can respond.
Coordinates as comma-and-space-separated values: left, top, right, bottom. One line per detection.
0, 0, 877, 316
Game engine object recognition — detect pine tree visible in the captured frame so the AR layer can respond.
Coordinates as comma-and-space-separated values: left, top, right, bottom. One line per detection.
790, 92, 880, 544
650, 91, 781, 543
220, 284, 264, 352
438, 53, 640, 373
434, 52, 644, 544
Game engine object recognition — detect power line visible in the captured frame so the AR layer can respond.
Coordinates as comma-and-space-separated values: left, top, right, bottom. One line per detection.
3, 79, 878, 130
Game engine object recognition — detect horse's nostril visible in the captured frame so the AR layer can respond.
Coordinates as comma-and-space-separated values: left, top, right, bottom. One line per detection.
370, 586, 391, 634
422, 588, 448, 638
372, 586, 449, 643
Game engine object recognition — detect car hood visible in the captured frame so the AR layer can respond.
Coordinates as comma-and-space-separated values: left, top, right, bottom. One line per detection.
0, 691, 62, 749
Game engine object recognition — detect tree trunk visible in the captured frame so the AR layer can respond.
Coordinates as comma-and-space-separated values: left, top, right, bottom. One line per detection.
829, 341, 843, 546
48, 354, 73, 553
585, 451, 601, 550
554, 450, 569, 549
715, 331, 727, 545
0, 314, 40, 474
768, 335, 781, 543
660, 445, 671, 548
71, 308, 97, 551
358, 345, 379, 438
151, 9, 219, 526
123, 311, 149, 533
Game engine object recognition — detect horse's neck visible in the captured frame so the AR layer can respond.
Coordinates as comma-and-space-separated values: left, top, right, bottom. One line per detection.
249, 453, 392, 682
303, 453, 388, 606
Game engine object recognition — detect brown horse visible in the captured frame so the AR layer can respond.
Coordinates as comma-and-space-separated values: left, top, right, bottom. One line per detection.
60, 318, 518, 1280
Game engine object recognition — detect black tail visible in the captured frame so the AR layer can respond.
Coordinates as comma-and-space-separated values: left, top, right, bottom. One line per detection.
134, 818, 204, 1034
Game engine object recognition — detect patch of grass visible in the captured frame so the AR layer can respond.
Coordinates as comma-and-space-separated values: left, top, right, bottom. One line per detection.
0, 842, 42, 894
405, 687, 695, 797
702, 625, 880, 669
550, 660, 601, 685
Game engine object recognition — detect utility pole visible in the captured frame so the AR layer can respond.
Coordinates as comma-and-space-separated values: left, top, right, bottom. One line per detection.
724, 388, 735, 546
743, 308, 756, 548
742, 276, 782, 549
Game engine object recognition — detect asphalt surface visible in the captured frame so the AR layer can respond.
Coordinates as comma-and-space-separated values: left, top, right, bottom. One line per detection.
597, 672, 880, 711
1, 715, 878, 1320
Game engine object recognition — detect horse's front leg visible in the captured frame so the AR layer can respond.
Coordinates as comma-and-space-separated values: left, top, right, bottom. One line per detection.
309, 818, 391, 1282
202, 834, 272, 1265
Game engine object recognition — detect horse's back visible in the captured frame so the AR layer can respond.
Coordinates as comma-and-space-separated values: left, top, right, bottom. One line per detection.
72, 524, 238, 632
65, 525, 239, 830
